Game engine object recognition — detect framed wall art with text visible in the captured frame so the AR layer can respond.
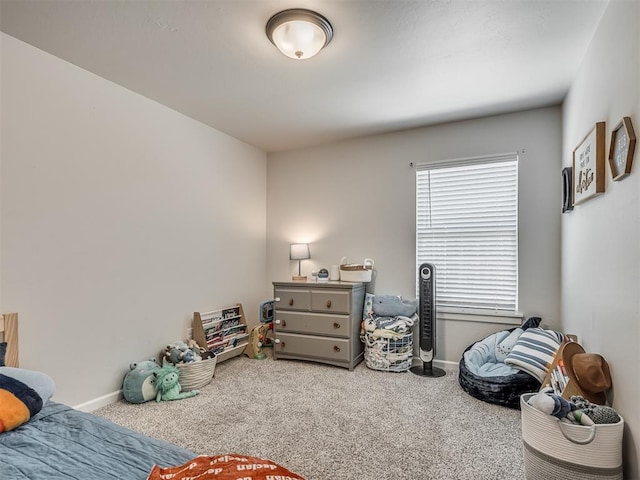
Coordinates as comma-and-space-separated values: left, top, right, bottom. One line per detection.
572, 122, 605, 206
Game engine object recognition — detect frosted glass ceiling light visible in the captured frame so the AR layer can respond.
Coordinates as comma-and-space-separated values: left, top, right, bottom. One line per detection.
266, 9, 333, 60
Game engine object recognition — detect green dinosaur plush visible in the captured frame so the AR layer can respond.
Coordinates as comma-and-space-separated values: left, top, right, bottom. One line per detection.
154, 365, 199, 402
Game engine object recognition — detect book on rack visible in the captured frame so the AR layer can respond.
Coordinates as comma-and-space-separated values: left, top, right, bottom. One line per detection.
193, 303, 249, 363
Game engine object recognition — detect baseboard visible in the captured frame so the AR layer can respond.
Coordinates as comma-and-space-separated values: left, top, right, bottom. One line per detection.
434, 359, 459, 370
73, 389, 123, 412
411, 358, 459, 370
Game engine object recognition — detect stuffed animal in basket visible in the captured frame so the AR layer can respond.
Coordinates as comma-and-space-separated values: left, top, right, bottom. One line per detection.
371, 294, 418, 317
154, 365, 199, 402
122, 358, 161, 404
164, 340, 203, 365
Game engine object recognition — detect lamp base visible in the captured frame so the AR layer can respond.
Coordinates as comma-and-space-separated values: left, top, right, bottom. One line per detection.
292, 275, 307, 282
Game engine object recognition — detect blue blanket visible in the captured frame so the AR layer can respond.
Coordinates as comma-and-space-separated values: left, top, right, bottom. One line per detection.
0, 401, 195, 479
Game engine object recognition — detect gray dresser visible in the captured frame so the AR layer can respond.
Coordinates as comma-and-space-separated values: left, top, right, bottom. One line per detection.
272, 281, 366, 370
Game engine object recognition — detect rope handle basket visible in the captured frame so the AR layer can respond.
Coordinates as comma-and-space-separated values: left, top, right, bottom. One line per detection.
558, 420, 597, 445
340, 257, 374, 271
161, 355, 217, 392
520, 393, 623, 477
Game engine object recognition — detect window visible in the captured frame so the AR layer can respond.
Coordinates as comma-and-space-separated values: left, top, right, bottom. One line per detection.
416, 153, 518, 312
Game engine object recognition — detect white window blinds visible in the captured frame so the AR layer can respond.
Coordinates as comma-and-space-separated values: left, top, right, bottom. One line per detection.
416, 154, 518, 312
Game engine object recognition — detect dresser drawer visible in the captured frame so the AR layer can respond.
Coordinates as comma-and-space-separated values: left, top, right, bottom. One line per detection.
274, 311, 350, 338
274, 288, 311, 311
311, 289, 350, 314
274, 333, 350, 362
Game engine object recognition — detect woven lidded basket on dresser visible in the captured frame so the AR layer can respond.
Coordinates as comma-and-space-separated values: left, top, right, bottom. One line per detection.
175, 357, 217, 392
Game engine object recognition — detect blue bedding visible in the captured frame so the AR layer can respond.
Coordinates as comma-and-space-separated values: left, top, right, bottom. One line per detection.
0, 401, 195, 479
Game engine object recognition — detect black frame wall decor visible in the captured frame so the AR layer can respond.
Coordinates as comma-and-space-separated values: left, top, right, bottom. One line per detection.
608, 116, 636, 181
562, 167, 573, 213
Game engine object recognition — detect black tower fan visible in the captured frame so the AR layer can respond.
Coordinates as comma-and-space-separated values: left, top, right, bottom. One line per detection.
410, 263, 446, 377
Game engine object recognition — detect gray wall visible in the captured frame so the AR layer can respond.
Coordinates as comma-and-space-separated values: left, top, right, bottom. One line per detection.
0, 34, 269, 407
267, 106, 562, 364
561, 0, 639, 476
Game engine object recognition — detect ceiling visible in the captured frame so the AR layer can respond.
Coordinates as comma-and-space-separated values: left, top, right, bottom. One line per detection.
0, 0, 608, 153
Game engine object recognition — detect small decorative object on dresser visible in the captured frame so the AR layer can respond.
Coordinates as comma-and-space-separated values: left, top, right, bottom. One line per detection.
608, 116, 636, 181
272, 281, 366, 370
573, 122, 605, 205
316, 268, 329, 282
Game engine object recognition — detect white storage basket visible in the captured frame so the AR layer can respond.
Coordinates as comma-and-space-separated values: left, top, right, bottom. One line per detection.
362, 331, 413, 372
520, 393, 624, 480
175, 356, 217, 392
339, 257, 374, 282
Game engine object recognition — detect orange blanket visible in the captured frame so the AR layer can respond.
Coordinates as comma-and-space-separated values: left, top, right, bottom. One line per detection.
147, 454, 305, 480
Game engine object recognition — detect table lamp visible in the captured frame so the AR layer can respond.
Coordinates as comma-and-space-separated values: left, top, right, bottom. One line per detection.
290, 243, 310, 281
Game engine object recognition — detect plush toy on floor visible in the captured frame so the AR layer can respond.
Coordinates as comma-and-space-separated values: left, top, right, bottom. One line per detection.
154, 366, 199, 402
122, 359, 162, 404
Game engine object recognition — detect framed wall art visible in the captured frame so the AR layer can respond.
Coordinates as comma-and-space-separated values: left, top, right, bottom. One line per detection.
572, 122, 605, 205
608, 116, 636, 181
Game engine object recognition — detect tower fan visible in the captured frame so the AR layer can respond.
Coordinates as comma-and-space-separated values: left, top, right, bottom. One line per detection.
410, 263, 446, 377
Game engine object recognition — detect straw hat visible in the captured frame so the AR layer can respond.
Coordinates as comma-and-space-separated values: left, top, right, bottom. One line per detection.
561, 342, 612, 405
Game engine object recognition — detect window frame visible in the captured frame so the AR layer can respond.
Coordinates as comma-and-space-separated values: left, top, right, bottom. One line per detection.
415, 152, 520, 320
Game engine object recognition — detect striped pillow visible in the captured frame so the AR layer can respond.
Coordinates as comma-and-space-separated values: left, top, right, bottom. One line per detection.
504, 328, 563, 382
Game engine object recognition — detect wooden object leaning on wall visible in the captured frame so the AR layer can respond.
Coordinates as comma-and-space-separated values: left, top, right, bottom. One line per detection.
1, 313, 19, 368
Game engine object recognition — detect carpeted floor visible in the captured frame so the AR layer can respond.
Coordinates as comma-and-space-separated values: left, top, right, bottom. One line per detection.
95, 355, 525, 479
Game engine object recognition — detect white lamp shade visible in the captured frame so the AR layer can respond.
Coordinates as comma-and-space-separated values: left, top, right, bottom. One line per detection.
290, 243, 310, 260
271, 20, 326, 59
266, 9, 333, 60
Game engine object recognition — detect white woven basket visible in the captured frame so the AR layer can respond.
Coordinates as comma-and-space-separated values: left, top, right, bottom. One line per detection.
175, 357, 217, 392
520, 393, 624, 480
339, 257, 374, 282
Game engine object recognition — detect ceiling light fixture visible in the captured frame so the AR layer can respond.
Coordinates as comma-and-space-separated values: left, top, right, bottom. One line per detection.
266, 8, 333, 60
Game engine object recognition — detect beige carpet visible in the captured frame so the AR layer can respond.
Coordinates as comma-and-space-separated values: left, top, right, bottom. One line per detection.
95, 354, 524, 479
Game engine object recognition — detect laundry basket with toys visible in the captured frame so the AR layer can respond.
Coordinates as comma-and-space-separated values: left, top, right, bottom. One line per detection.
521, 341, 623, 480
161, 340, 217, 392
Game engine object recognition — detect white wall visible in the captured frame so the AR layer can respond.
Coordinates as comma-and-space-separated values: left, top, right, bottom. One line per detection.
0, 33, 268, 406
267, 106, 562, 363
562, 0, 639, 476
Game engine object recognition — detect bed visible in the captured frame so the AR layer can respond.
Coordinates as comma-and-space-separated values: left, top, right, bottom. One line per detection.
0, 313, 305, 480
0, 313, 196, 479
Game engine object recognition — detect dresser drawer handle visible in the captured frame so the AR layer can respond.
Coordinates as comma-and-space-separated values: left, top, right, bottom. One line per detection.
333, 345, 340, 352
275, 339, 285, 348
326, 300, 332, 308
289, 298, 294, 306
333, 322, 341, 329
